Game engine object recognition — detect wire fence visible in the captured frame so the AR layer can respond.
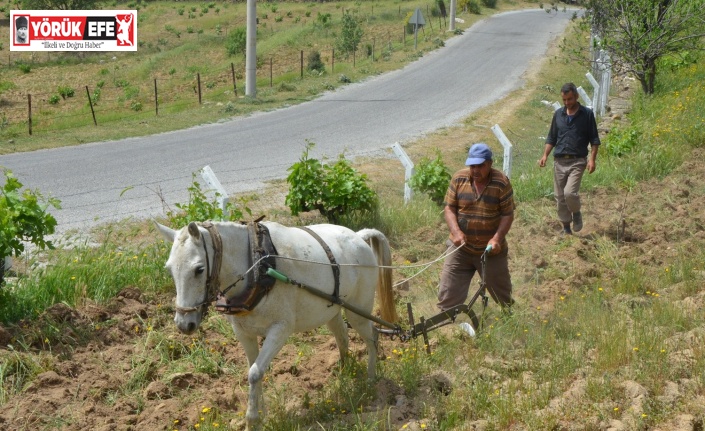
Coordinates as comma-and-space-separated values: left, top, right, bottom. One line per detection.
1, 4, 454, 137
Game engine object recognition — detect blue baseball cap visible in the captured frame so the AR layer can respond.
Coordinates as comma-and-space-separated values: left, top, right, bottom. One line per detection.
465, 143, 493, 166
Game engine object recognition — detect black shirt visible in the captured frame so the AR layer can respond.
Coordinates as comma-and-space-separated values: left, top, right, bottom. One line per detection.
546, 104, 601, 158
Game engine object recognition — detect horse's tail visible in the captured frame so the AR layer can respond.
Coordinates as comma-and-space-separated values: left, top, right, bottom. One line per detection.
357, 229, 399, 323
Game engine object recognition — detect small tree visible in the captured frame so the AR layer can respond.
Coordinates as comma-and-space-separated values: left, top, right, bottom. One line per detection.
286, 142, 377, 223
335, 13, 363, 57
578, 0, 705, 94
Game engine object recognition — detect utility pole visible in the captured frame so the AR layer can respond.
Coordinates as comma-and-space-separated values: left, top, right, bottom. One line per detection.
245, 0, 257, 97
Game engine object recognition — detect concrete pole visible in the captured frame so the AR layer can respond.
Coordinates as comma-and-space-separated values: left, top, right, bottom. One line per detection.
449, 0, 456, 32
245, 0, 257, 97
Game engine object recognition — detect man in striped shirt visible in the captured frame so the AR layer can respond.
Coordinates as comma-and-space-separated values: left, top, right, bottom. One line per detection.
437, 143, 515, 312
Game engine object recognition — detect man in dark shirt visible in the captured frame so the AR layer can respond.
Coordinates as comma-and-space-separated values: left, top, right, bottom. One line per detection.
538, 83, 600, 234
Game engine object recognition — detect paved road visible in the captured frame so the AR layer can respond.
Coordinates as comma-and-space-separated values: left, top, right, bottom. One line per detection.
0, 9, 575, 235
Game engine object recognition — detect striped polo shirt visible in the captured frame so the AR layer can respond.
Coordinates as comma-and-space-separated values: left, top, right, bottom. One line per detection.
444, 167, 515, 255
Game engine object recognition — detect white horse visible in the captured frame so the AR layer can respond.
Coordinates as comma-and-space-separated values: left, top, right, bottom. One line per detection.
156, 220, 398, 430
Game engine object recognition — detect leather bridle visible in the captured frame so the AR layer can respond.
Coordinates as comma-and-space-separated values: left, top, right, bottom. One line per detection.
173, 222, 225, 315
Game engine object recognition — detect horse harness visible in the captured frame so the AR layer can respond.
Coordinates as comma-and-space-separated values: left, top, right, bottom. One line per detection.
207, 222, 341, 315
212, 221, 278, 314
173, 221, 224, 315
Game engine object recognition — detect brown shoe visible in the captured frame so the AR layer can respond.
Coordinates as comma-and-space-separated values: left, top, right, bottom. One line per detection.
572, 212, 583, 232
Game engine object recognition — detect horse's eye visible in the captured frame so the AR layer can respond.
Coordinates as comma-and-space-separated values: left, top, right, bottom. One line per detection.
195, 266, 205, 276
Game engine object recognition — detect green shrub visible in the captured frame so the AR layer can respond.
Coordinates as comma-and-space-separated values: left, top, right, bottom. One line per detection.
467, 0, 481, 14
285, 142, 378, 224
49, 95, 61, 105
481, 0, 497, 8
307, 51, 325, 73
408, 150, 451, 205
431, 0, 446, 17
605, 126, 640, 157
278, 81, 297, 92
166, 173, 251, 227
90, 88, 101, 105
0, 169, 60, 272
226, 26, 247, 56
57, 85, 75, 99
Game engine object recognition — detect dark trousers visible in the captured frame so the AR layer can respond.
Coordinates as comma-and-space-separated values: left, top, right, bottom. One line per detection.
437, 242, 513, 311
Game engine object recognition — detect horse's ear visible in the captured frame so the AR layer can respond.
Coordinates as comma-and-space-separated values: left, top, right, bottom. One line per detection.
155, 221, 176, 243
187, 222, 201, 240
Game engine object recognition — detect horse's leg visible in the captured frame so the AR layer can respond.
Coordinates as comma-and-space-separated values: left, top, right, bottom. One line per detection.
346, 314, 378, 380
325, 312, 349, 366
245, 323, 291, 430
229, 323, 262, 431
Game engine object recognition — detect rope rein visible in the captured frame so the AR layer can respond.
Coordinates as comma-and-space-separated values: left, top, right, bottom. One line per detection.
235, 241, 467, 288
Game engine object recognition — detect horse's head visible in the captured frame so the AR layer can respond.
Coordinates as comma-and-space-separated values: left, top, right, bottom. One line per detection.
156, 221, 219, 334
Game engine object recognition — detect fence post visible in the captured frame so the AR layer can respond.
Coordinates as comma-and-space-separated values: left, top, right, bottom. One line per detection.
27, 93, 32, 136
231, 63, 237, 97
491, 124, 513, 178
332, 49, 334, 73
270, 57, 273, 87
577, 86, 592, 110
197, 73, 202, 104
200, 165, 230, 219
154, 78, 158, 116
586, 72, 600, 115
85, 86, 97, 126
300, 50, 304, 79
391, 142, 415, 204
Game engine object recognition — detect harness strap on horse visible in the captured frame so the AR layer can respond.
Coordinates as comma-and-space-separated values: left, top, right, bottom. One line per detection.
201, 222, 223, 293
174, 221, 223, 314
215, 222, 278, 315
298, 226, 341, 306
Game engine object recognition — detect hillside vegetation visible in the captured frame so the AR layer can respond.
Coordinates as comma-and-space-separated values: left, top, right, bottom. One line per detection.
0, 0, 523, 153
